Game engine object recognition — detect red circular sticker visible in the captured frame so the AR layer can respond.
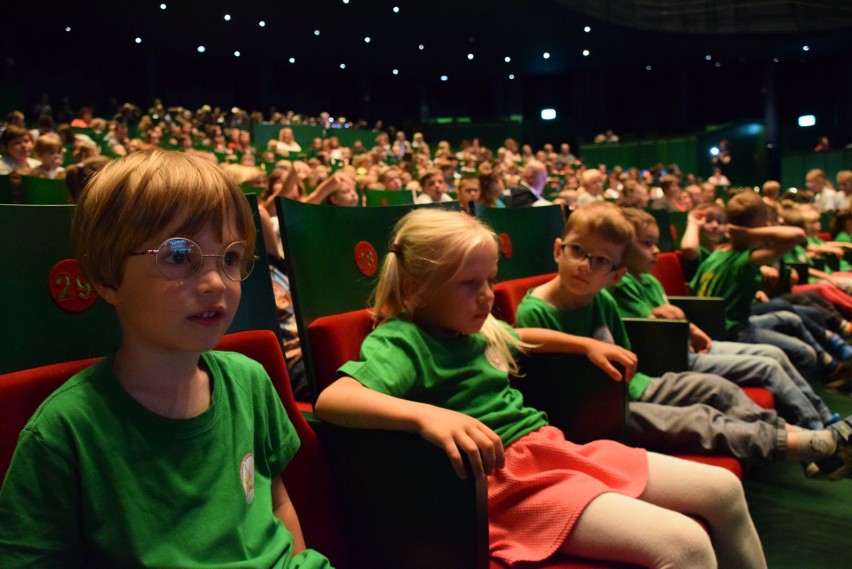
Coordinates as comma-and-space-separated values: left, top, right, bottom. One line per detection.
354, 241, 379, 277
499, 233, 513, 259
47, 259, 98, 313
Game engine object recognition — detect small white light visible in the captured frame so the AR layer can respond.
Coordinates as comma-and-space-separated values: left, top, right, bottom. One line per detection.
289, 57, 296, 64
645, 65, 652, 71
392, 69, 399, 75
705, 54, 712, 61
584, 26, 591, 32
234, 51, 240, 57
798, 115, 816, 127
364, 37, 371, 43
314, 30, 320, 36
504, 56, 511, 63
197, 46, 206, 53
541, 108, 556, 121
440, 75, 448, 81
773, 57, 780, 63
340, 63, 346, 69
802, 45, 810, 52
418, 44, 424, 50
710, 147, 719, 156
508, 74, 515, 80
65, 26, 71, 32
543, 52, 550, 59
160, 3, 166, 9
135, 37, 142, 44
467, 53, 474, 60
343, 0, 350, 4
224, 14, 231, 21
715, 61, 721, 67
582, 50, 589, 57
393, 6, 399, 13
259, 21, 266, 27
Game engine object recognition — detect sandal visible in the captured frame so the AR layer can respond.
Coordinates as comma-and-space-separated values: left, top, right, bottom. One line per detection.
808, 416, 852, 481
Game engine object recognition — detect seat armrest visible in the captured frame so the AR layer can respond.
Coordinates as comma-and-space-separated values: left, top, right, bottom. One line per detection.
668, 296, 727, 340
308, 418, 490, 569
513, 353, 627, 444
622, 318, 690, 376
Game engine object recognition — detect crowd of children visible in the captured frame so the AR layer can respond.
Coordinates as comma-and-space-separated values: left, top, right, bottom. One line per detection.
2, 100, 852, 567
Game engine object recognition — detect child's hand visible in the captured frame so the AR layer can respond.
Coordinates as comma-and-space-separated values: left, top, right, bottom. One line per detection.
760, 265, 780, 288
689, 324, 712, 354
415, 406, 505, 480
651, 304, 686, 320
688, 209, 706, 226
584, 339, 638, 383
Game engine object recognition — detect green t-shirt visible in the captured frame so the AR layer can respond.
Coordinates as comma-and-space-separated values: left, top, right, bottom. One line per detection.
607, 272, 668, 318
835, 231, 852, 243
807, 236, 852, 272
515, 289, 652, 401
0, 351, 331, 569
338, 318, 547, 447
690, 246, 758, 334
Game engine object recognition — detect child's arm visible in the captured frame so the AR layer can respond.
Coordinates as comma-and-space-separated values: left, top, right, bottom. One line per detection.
516, 328, 637, 383
271, 478, 307, 554
727, 224, 807, 266
680, 209, 704, 261
315, 377, 504, 479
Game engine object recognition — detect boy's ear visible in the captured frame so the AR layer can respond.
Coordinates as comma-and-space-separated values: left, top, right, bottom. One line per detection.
610, 266, 629, 285
92, 282, 120, 306
552, 238, 563, 262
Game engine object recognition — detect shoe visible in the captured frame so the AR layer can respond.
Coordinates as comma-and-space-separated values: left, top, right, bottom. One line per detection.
808, 416, 852, 481
827, 413, 841, 426
826, 378, 852, 397
824, 364, 852, 388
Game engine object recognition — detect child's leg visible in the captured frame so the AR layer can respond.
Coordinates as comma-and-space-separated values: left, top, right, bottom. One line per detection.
561, 453, 766, 569
742, 315, 821, 382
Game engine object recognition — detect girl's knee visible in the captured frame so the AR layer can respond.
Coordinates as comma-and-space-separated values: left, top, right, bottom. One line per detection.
664, 521, 717, 568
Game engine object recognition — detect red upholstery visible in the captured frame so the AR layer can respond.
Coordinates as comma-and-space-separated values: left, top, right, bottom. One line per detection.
0, 330, 352, 568
308, 309, 376, 394
742, 386, 775, 409
651, 252, 691, 296
493, 273, 556, 325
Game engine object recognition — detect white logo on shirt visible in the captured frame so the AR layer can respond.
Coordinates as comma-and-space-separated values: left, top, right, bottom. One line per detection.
593, 325, 615, 344
240, 452, 255, 504
484, 345, 508, 372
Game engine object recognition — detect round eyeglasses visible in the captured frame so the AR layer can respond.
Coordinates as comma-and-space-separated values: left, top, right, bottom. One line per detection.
560, 241, 619, 275
129, 238, 258, 282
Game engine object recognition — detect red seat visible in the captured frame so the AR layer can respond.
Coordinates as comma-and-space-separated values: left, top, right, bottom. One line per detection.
651, 251, 690, 296
493, 273, 555, 326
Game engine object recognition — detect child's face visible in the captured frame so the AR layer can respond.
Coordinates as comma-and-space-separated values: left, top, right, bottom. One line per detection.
97, 221, 244, 356
553, 229, 627, 301
702, 214, 726, 242
6, 135, 33, 162
413, 241, 498, 337
38, 148, 63, 169
422, 174, 447, 199
630, 224, 660, 274
457, 182, 480, 209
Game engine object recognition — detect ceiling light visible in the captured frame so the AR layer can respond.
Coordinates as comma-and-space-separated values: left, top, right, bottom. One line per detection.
582, 50, 589, 56
364, 37, 371, 43
224, 14, 230, 21
234, 51, 240, 57
340, 63, 346, 69
418, 44, 425, 50
289, 57, 296, 63
393, 7, 399, 13
314, 30, 320, 36
467, 53, 474, 60
802, 45, 810, 52
584, 26, 591, 32
65, 26, 71, 32
543, 52, 550, 59
197, 46, 206, 53
508, 74, 515, 80
798, 115, 816, 127
160, 3, 166, 9
504, 56, 511, 63
392, 69, 399, 75
259, 21, 266, 27
440, 75, 448, 81
541, 108, 556, 120
135, 37, 142, 44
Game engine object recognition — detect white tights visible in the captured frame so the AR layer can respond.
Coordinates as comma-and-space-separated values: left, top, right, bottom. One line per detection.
560, 453, 766, 569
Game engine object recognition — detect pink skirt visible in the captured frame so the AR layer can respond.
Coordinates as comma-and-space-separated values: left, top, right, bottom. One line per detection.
488, 426, 648, 566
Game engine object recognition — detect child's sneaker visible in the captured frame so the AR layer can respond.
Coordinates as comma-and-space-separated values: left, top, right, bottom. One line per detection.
808, 416, 852, 481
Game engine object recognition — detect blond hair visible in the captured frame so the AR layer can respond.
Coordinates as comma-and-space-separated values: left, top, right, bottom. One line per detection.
373, 208, 525, 373
73, 149, 255, 288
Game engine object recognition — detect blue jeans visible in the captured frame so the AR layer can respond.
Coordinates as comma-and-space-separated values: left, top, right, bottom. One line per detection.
688, 341, 832, 430
736, 311, 821, 384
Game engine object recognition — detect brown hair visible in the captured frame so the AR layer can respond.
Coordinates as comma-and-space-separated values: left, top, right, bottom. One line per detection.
72, 149, 255, 288
725, 190, 767, 227
562, 202, 635, 258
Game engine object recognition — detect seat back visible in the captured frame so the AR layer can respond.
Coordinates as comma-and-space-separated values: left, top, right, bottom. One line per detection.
20, 175, 70, 204
649, 209, 675, 252
493, 273, 556, 325
364, 188, 415, 206
0, 195, 280, 374
651, 251, 691, 296
0, 174, 13, 203
475, 204, 565, 282
278, 198, 458, 400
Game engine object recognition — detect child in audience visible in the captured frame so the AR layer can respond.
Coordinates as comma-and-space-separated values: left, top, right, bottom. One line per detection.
455, 176, 481, 214
515, 202, 851, 477
0, 125, 40, 174
0, 149, 331, 568
693, 193, 852, 391
29, 133, 66, 179
611, 207, 836, 430
316, 207, 768, 568
416, 168, 452, 203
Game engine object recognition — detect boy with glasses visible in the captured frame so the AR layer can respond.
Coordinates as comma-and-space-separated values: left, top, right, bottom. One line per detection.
515, 202, 852, 479
0, 149, 332, 567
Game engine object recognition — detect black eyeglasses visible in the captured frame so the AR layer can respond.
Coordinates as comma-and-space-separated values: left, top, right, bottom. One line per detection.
560, 241, 619, 275
129, 238, 259, 282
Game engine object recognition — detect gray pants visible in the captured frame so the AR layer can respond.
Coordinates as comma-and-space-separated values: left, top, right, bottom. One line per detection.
628, 372, 786, 464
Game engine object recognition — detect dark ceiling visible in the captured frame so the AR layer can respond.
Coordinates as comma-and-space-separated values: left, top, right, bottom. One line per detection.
3, 1, 850, 137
